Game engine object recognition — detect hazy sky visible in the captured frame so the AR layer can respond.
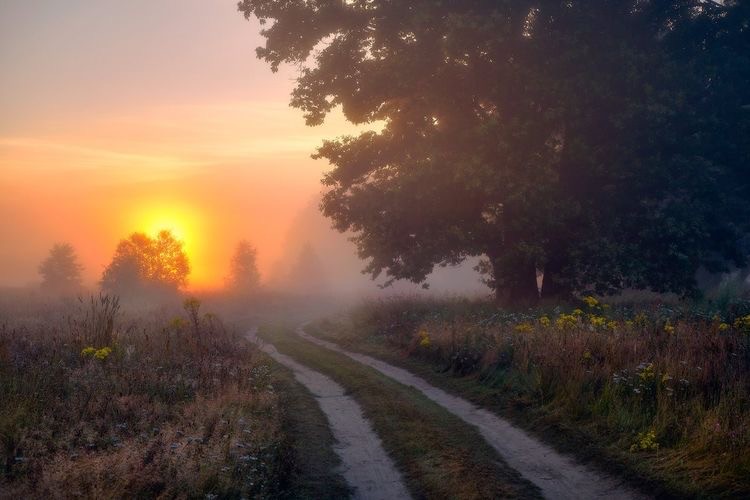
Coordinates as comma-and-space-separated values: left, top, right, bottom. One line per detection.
0, 0, 361, 289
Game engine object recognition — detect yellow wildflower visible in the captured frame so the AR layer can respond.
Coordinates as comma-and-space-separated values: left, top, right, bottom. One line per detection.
94, 347, 112, 360
589, 315, 607, 328
572, 308, 584, 316
637, 362, 655, 382
538, 315, 551, 328
556, 313, 578, 330
418, 328, 431, 348
664, 321, 675, 335
606, 320, 618, 330
81, 346, 96, 357
718, 322, 730, 332
630, 429, 659, 452
514, 323, 534, 334
583, 296, 599, 308
733, 315, 750, 331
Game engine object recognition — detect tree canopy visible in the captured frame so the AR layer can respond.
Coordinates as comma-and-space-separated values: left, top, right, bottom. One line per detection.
239, 0, 750, 303
227, 240, 261, 293
101, 230, 190, 297
38, 243, 83, 292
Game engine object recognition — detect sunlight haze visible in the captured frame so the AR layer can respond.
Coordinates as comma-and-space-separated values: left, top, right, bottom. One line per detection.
0, 0, 360, 289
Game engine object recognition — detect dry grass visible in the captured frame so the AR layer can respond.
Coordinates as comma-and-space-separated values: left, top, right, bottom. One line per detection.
0, 291, 288, 498
317, 296, 750, 498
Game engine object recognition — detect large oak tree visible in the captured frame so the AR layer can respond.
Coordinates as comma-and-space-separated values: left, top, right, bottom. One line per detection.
239, 0, 749, 303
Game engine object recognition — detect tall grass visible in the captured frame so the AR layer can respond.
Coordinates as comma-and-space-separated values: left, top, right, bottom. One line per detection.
0, 293, 287, 498
326, 297, 750, 497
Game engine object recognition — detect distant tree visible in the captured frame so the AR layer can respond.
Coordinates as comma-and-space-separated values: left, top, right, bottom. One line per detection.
227, 240, 261, 293
288, 243, 328, 293
101, 230, 190, 297
38, 243, 83, 292
240, 0, 750, 304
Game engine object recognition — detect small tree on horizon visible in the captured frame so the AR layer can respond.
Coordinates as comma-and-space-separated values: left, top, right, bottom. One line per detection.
226, 240, 261, 293
101, 230, 190, 298
38, 243, 83, 293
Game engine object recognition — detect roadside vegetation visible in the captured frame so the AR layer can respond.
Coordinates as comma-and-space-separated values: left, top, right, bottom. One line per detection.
0, 291, 345, 499
259, 325, 541, 500
310, 296, 750, 499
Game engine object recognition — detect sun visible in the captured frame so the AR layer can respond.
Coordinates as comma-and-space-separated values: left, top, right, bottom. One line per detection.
123, 201, 222, 290
128, 201, 201, 259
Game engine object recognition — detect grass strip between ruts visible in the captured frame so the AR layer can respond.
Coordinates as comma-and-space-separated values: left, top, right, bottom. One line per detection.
259, 325, 541, 500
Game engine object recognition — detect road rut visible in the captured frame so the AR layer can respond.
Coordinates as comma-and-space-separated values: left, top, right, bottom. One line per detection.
297, 327, 647, 500
248, 328, 410, 500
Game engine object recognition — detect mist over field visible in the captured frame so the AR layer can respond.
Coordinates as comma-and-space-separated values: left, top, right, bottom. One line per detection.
1, 1, 748, 499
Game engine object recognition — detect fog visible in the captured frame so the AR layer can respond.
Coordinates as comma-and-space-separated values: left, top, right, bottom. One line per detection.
268, 198, 490, 298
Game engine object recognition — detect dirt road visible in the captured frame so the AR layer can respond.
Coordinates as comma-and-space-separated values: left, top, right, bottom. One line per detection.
297, 327, 647, 500
247, 328, 411, 500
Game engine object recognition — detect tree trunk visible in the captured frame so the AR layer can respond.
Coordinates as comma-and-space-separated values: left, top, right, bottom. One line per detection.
541, 250, 573, 301
491, 254, 539, 307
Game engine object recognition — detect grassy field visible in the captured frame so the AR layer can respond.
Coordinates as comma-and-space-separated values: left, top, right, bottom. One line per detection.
0, 292, 347, 499
259, 325, 541, 500
309, 297, 750, 499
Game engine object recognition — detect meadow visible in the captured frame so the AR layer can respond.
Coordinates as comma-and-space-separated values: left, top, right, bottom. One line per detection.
310, 296, 750, 498
0, 290, 346, 499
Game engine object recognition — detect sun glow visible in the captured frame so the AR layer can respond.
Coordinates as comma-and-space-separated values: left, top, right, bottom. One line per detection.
126, 202, 211, 288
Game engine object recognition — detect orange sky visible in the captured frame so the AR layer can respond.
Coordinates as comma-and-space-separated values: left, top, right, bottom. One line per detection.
0, 0, 364, 289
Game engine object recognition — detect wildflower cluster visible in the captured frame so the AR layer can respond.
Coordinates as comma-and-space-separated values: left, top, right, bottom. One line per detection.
630, 429, 659, 452
514, 322, 534, 334
81, 346, 113, 361
637, 362, 655, 383
418, 327, 431, 347
582, 295, 599, 308
589, 315, 607, 329
733, 314, 750, 332
555, 313, 579, 330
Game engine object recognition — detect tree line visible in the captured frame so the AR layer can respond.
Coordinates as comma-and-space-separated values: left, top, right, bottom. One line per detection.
38, 233, 261, 297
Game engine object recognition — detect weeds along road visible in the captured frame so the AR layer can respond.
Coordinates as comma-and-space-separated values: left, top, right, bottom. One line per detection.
295, 326, 649, 500
247, 327, 411, 500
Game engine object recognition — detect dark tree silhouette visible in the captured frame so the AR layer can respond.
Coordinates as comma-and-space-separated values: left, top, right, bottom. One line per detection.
38, 243, 83, 292
227, 240, 261, 293
101, 230, 190, 297
239, 0, 750, 304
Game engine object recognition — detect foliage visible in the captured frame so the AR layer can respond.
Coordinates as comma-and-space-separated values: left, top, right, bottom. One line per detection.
227, 240, 261, 293
37, 243, 83, 293
100, 230, 190, 298
239, 0, 750, 303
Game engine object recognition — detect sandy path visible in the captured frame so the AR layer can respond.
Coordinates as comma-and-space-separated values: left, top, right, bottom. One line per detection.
247, 328, 411, 500
297, 327, 648, 500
